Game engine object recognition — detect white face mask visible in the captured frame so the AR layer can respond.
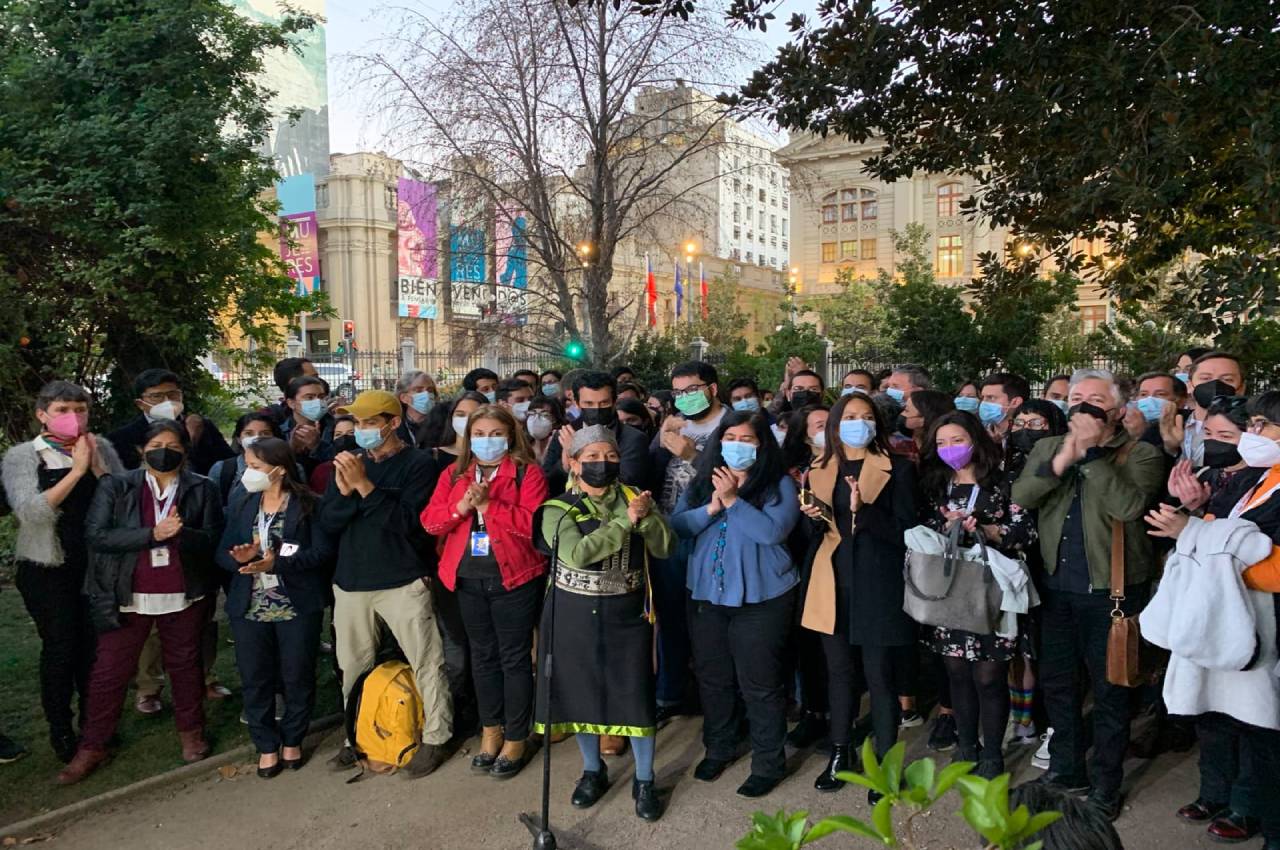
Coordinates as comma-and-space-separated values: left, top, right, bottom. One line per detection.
241, 467, 275, 493
770, 423, 787, 445
511, 401, 531, 422
527, 414, 554, 440
148, 399, 183, 421
452, 415, 469, 437
240, 435, 260, 451
1237, 432, 1280, 468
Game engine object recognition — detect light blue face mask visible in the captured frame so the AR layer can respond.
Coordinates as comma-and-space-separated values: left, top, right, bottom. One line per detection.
1174, 372, 1190, 385
720, 440, 758, 470
542, 382, 561, 397
482, 390, 497, 404
732, 397, 761, 413
1049, 399, 1069, 415
978, 400, 1006, 426
841, 387, 867, 397
410, 391, 434, 415
354, 425, 386, 451
1136, 396, 1167, 422
884, 387, 905, 403
953, 396, 980, 413
838, 419, 876, 449
471, 435, 508, 463
299, 398, 326, 422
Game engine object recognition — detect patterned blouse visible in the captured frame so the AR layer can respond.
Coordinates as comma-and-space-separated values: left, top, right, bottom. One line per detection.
922, 478, 1036, 559
245, 500, 296, 623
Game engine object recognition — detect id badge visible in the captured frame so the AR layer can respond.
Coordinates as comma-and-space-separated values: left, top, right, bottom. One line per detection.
150, 547, 170, 568
259, 573, 281, 590
469, 531, 491, 557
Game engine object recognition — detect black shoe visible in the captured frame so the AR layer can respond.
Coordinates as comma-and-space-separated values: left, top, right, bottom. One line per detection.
868, 789, 884, 806
404, 743, 448, 778
899, 709, 924, 729
1207, 810, 1261, 843
0, 735, 27, 764
282, 756, 304, 771
814, 744, 851, 793
633, 778, 663, 821
327, 745, 358, 771
1029, 771, 1090, 796
655, 703, 686, 724
693, 756, 730, 782
786, 712, 828, 749
571, 767, 610, 809
975, 758, 1005, 780
736, 774, 780, 798
927, 714, 957, 752
257, 757, 284, 780
954, 743, 980, 764
471, 751, 498, 772
51, 729, 78, 764
490, 746, 531, 780
1088, 790, 1124, 823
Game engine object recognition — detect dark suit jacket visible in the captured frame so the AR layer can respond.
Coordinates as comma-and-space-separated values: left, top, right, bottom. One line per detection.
107, 414, 234, 476
540, 419, 651, 496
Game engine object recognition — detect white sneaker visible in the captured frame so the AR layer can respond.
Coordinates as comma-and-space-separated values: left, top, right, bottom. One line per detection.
1032, 728, 1053, 769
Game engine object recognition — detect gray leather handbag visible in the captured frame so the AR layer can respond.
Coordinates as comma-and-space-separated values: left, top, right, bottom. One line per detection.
903, 522, 1002, 635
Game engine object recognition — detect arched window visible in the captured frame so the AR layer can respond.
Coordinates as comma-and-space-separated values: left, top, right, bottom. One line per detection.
937, 182, 963, 217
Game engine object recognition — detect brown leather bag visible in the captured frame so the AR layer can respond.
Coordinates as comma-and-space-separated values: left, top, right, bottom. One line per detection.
1105, 517, 1144, 687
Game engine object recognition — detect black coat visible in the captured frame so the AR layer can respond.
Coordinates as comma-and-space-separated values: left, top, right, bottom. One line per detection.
540, 419, 651, 495
216, 491, 336, 618
84, 468, 224, 632
107, 414, 234, 476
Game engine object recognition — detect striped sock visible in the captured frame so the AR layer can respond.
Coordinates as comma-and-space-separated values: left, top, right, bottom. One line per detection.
1009, 688, 1033, 727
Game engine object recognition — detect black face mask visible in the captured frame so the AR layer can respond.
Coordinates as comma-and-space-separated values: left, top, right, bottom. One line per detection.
895, 414, 913, 438
579, 460, 620, 488
1202, 439, 1242, 469
790, 390, 819, 409
1010, 428, 1051, 455
1193, 380, 1237, 410
332, 435, 357, 454
144, 447, 184, 473
578, 406, 616, 428
1067, 401, 1109, 423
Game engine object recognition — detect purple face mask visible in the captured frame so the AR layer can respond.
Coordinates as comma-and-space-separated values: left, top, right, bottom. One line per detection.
938, 443, 974, 471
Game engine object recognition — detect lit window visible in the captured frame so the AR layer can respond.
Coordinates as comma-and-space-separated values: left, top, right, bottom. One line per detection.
861, 238, 877, 260
840, 240, 857, 258
937, 182, 963, 217
938, 235, 963, 277
821, 242, 836, 263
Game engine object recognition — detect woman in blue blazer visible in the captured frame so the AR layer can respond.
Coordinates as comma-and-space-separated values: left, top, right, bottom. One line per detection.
216, 437, 335, 778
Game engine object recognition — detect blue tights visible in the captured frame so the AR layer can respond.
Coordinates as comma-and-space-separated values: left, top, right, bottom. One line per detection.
575, 733, 655, 782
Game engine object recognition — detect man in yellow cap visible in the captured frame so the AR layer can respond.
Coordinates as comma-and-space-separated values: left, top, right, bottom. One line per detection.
320, 390, 453, 777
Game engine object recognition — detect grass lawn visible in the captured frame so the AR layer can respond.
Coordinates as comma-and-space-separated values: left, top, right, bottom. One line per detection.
0, 575, 341, 827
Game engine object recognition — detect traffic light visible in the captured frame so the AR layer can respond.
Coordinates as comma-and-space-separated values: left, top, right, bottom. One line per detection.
342, 320, 354, 340
564, 338, 586, 360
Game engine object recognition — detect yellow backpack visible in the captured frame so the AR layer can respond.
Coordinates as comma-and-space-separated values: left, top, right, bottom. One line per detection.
344, 660, 424, 774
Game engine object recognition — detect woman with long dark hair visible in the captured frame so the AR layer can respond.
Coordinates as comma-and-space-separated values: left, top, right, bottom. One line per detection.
670, 410, 800, 799
800, 392, 918, 798
216, 437, 334, 777
918, 410, 1036, 778
433, 391, 490, 464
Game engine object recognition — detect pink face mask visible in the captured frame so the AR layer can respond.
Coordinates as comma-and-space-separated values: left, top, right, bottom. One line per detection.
46, 411, 88, 441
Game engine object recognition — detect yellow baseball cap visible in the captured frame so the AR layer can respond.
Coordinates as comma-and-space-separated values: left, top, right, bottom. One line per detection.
336, 390, 401, 419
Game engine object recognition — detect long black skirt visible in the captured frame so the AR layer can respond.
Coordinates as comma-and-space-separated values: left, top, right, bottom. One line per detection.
534, 587, 655, 737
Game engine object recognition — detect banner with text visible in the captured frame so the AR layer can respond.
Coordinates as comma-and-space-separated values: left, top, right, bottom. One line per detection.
280, 210, 320, 295
494, 203, 529, 326
449, 224, 488, 319
397, 178, 439, 319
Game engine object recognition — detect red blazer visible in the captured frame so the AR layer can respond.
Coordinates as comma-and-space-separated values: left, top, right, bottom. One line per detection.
421, 456, 549, 591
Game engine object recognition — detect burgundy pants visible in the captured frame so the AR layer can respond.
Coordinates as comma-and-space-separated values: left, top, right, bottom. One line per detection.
81, 597, 210, 751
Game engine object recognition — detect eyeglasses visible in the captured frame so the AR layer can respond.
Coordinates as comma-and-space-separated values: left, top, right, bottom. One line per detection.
141, 390, 183, 404
672, 384, 708, 398
1248, 417, 1280, 434
1012, 418, 1048, 430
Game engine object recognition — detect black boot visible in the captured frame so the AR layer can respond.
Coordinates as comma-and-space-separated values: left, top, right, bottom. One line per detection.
813, 744, 851, 792
786, 712, 828, 749
633, 778, 663, 821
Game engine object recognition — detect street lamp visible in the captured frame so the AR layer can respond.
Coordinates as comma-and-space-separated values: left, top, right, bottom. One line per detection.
576, 241, 593, 268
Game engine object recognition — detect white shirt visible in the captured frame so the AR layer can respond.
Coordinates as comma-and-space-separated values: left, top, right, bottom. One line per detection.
32, 435, 73, 470
120, 473, 197, 616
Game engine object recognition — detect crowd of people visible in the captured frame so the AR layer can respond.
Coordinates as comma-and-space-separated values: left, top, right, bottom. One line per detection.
1, 349, 1277, 846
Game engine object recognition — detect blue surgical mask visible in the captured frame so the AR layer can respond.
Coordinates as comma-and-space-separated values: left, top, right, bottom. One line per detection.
1174, 372, 1190, 385
483, 391, 497, 404
299, 398, 326, 422
978, 400, 1006, 427
1049, 399, 1069, 415
884, 387, 905, 403
354, 425, 386, 451
838, 419, 876, 449
542, 382, 561, 397
953, 396, 980, 413
471, 435, 508, 463
410, 391, 434, 415
720, 441, 758, 470
1136, 397, 1166, 422
732, 397, 761, 413
841, 387, 866, 397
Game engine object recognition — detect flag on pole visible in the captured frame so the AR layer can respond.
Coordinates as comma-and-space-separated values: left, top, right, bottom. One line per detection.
674, 262, 684, 320
645, 254, 657, 327
700, 262, 708, 320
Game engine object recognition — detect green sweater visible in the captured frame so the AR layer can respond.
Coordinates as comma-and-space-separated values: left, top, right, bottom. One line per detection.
541, 486, 673, 570
1011, 430, 1165, 591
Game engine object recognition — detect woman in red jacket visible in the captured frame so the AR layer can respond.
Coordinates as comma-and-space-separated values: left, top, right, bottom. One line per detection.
422, 404, 548, 779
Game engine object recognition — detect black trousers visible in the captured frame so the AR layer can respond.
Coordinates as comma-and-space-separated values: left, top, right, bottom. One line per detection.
434, 582, 478, 734
1039, 586, 1147, 796
230, 611, 323, 754
456, 576, 539, 741
1198, 711, 1280, 837
15, 560, 95, 738
687, 589, 796, 779
822, 635, 899, 756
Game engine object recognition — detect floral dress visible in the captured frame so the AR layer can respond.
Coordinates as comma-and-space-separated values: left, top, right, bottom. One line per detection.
244, 499, 297, 623
921, 480, 1036, 662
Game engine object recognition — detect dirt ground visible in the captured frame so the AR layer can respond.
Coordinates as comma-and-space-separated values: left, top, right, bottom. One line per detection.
6, 714, 1252, 850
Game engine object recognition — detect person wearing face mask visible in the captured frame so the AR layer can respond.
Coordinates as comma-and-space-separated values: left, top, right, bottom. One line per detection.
462, 367, 501, 404
1011, 369, 1165, 822
2, 381, 122, 764
208, 413, 287, 510
918, 412, 1038, 780
772, 368, 825, 417
307, 415, 357, 495
977, 372, 1030, 447
1129, 371, 1189, 457
539, 369, 564, 401
62, 422, 223, 784
1174, 351, 1247, 467
840, 369, 876, 397
497, 377, 535, 424
671, 411, 801, 798
1042, 375, 1071, 412
278, 376, 336, 475
895, 389, 955, 464
541, 372, 651, 498
882, 364, 932, 405
216, 437, 334, 778
728, 377, 765, 415
320, 391, 452, 778
423, 405, 548, 780
650, 361, 728, 720
395, 370, 439, 447
797, 393, 918, 799
953, 380, 981, 414
524, 396, 567, 463
615, 397, 656, 441
532, 426, 673, 820
107, 368, 233, 476
435, 392, 489, 464
1172, 346, 1211, 388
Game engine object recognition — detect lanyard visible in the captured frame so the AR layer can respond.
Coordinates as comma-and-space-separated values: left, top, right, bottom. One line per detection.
257, 509, 278, 554
947, 482, 981, 515
474, 465, 493, 531
1230, 476, 1280, 519
148, 477, 179, 526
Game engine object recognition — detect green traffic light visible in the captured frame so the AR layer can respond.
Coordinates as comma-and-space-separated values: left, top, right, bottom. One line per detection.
565, 340, 585, 359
